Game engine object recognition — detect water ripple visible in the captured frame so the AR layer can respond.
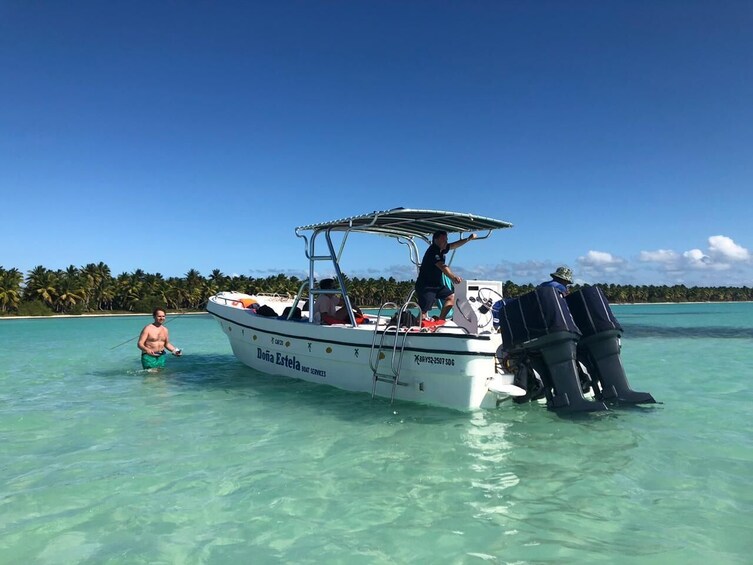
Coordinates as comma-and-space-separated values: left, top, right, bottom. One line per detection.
0, 312, 751, 563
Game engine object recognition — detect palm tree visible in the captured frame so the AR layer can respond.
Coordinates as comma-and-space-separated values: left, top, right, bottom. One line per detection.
205, 269, 227, 297
80, 263, 99, 310
53, 266, 86, 313
209, 268, 228, 288
55, 284, 84, 312
9, 264, 753, 311
142, 272, 167, 306
24, 265, 58, 308
80, 262, 114, 310
113, 272, 144, 311
0, 267, 23, 313
183, 269, 205, 309
163, 278, 184, 310
93, 262, 114, 310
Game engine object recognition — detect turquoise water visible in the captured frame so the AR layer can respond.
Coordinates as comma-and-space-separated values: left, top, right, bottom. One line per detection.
1, 304, 752, 564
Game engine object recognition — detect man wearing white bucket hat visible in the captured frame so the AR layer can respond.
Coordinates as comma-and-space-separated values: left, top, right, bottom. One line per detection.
539, 266, 574, 297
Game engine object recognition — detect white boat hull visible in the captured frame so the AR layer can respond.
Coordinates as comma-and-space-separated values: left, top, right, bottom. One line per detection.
207, 293, 517, 411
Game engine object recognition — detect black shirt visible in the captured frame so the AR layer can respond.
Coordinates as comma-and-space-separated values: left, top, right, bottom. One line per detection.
416, 243, 448, 288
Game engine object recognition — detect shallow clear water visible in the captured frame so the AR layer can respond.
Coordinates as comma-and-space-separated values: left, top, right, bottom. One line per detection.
1, 305, 752, 563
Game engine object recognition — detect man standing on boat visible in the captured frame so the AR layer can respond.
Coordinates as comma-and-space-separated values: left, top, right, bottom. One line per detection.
415, 230, 477, 321
138, 308, 182, 370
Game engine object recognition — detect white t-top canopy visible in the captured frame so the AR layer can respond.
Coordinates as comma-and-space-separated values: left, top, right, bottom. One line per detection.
296, 207, 513, 240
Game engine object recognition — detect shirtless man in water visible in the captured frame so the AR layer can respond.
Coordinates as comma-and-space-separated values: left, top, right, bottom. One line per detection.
137, 308, 182, 370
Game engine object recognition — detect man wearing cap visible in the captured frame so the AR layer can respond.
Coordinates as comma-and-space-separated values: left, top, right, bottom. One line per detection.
539, 266, 574, 296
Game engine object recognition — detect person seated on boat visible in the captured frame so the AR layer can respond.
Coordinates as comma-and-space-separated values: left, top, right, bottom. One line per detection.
415, 230, 477, 321
314, 278, 367, 325
539, 266, 574, 297
314, 278, 349, 324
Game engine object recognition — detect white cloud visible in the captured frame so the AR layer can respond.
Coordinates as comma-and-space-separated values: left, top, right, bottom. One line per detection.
682, 248, 711, 267
638, 235, 749, 281
640, 236, 749, 270
680, 237, 750, 271
574, 251, 626, 283
583, 251, 613, 265
708, 235, 750, 262
507, 239, 746, 284
639, 249, 678, 263
578, 250, 624, 270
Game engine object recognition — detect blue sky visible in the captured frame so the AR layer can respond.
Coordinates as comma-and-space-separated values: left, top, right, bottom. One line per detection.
2, 1, 752, 286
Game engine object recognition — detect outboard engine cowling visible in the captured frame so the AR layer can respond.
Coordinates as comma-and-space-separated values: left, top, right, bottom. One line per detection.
566, 286, 656, 405
498, 286, 607, 413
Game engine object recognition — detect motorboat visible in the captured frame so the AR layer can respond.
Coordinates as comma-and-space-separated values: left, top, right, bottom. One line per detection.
206, 208, 655, 412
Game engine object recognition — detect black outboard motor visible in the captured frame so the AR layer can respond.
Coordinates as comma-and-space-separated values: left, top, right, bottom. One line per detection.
498, 287, 607, 413
566, 286, 656, 405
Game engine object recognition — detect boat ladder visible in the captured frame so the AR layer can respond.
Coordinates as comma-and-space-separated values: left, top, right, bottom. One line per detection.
369, 300, 421, 403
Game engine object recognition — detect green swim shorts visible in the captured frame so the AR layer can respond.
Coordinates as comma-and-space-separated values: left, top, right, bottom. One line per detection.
141, 352, 167, 370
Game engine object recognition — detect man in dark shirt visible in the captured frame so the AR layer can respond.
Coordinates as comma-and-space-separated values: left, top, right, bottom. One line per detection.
415, 230, 477, 321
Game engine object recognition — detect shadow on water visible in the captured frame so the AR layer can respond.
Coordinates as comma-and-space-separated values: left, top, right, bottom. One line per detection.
618, 309, 733, 317
622, 323, 753, 339
544, 401, 662, 423
94, 353, 469, 425
95, 353, 665, 424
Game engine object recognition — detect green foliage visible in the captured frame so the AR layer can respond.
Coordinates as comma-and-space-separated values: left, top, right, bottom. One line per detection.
0, 263, 752, 317
68, 303, 86, 315
0, 266, 23, 313
16, 300, 55, 317
132, 296, 166, 314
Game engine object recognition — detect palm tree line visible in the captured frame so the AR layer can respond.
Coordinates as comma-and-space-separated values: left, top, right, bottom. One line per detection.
1, 263, 752, 316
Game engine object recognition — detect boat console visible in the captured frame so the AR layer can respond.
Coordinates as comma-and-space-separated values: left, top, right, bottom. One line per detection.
453, 279, 502, 335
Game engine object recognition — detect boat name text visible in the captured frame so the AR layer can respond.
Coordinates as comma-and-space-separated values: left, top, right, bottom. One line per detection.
257, 348, 327, 377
